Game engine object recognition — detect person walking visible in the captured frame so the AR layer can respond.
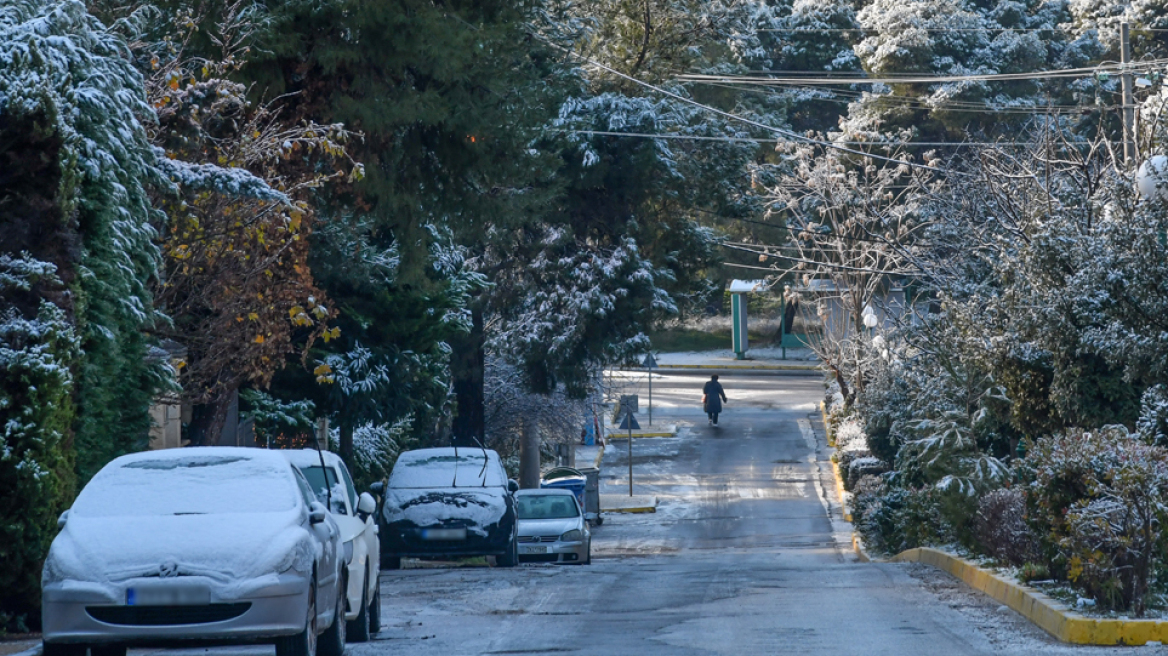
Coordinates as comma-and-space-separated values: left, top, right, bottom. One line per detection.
702, 375, 728, 425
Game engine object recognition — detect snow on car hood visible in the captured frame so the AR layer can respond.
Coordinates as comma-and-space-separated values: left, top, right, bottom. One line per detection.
46, 508, 317, 585
383, 487, 508, 536
517, 517, 580, 538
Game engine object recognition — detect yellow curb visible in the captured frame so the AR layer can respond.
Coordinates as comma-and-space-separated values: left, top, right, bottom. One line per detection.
894, 547, 1168, 645
612, 427, 677, 436
831, 459, 853, 523
606, 506, 657, 514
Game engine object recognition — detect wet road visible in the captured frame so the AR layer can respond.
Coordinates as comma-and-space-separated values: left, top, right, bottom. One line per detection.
140, 372, 1129, 656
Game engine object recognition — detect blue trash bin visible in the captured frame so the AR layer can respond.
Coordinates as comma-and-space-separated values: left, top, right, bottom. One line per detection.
541, 467, 586, 513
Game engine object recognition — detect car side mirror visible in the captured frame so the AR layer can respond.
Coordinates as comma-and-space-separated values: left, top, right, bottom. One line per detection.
369, 481, 385, 496
356, 492, 376, 519
308, 501, 327, 525
507, 479, 520, 493
57, 510, 69, 529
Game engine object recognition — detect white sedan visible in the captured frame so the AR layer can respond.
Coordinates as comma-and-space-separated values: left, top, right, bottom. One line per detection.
42, 448, 347, 656
282, 450, 381, 641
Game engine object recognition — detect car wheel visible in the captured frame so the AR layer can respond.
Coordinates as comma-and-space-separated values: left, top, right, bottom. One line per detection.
317, 577, 346, 656
91, 646, 126, 656
276, 579, 317, 656
583, 541, 592, 565
43, 644, 85, 656
382, 554, 401, 570
497, 534, 519, 568
346, 570, 370, 642
368, 583, 382, 634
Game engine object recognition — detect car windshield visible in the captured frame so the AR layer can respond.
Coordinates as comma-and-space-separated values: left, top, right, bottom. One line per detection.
517, 495, 579, 520
71, 454, 298, 518
297, 465, 352, 515
389, 452, 506, 488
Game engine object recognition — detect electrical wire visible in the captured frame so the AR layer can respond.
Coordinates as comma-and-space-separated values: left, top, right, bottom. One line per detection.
755, 27, 1168, 33
538, 39, 953, 175
552, 129, 1043, 146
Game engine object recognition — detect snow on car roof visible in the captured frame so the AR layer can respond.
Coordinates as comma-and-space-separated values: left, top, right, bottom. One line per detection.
280, 448, 342, 469
71, 447, 301, 518
515, 488, 575, 496
389, 447, 506, 488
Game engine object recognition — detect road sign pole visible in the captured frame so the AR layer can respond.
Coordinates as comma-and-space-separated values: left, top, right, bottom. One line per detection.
628, 415, 633, 496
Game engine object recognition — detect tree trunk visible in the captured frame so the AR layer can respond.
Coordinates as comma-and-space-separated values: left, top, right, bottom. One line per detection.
187, 388, 234, 446
519, 414, 540, 489
339, 419, 354, 463
450, 303, 485, 447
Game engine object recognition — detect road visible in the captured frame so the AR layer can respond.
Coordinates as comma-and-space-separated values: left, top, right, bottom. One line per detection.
139, 372, 1134, 656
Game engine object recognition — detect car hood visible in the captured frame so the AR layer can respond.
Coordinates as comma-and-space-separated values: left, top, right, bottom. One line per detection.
517, 517, 580, 537
48, 508, 314, 584
384, 487, 508, 534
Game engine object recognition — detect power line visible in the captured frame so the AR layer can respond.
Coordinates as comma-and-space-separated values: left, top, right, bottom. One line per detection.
553, 129, 1043, 146
538, 40, 953, 176
679, 59, 1168, 86
755, 27, 1168, 33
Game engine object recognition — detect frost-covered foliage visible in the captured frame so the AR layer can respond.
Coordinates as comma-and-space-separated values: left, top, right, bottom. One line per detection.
482, 355, 594, 473
842, 0, 1104, 139
0, 256, 79, 629
1021, 427, 1168, 616
1, 0, 168, 481
345, 416, 415, 488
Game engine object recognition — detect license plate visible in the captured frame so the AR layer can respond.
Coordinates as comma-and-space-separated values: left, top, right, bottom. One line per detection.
520, 545, 549, 555
421, 528, 466, 541
126, 585, 210, 606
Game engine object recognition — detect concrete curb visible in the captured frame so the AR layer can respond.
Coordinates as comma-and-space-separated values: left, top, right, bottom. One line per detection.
831, 459, 853, 523
818, 401, 872, 561
604, 423, 678, 439
894, 547, 1168, 645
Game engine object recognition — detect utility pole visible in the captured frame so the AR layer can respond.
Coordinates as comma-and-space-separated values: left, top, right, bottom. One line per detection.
1121, 21, 1135, 168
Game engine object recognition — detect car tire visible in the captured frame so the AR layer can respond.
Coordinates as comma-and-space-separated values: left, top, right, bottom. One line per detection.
496, 534, 519, 568
382, 554, 401, 570
43, 644, 85, 656
346, 571, 371, 642
368, 584, 382, 634
276, 579, 317, 656
317, 577, 346, 656
91, 646, 125, 656
583, 541, 592, 565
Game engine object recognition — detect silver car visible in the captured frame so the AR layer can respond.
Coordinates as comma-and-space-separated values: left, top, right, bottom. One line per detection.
42, 448, 347, 656
515, 489, 592, 565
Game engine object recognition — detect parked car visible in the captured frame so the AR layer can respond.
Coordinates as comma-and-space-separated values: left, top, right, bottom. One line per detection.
281, 449, 381, 642
514, 489, 592, 565
379, 448, 519, 569
42, 448, 347, 656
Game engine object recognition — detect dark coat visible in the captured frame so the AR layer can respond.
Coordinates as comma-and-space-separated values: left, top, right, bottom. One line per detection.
703, 380, 726, 413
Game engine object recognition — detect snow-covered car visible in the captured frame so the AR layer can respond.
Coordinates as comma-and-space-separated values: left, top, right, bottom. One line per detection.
379, 448, 520, 568
515, 489, 591, 565
281, 449, 381, 641
42, 448, 347, 656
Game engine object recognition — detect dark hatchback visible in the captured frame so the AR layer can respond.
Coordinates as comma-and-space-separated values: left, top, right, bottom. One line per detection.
379, 448, 520, 569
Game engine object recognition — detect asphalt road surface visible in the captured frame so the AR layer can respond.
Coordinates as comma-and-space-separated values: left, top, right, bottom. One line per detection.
138, 371, 1139, 656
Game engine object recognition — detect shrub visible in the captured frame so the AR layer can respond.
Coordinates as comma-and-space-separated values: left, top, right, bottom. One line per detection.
853, 477, 951, 555
1021, 426, 1168, 616
974, 487, 1037, 566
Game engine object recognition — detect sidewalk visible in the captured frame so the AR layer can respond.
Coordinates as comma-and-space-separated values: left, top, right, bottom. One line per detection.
620, 348, 822, 373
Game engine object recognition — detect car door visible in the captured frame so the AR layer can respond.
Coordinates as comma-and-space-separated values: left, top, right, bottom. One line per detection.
293, 468, 341, 617
337, 463, 379, 598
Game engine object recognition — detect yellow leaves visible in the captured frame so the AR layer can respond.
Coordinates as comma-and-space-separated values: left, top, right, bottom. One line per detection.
254, 334, 265, 344
289, 209, 304, 232
314, 363, 335, 384
289, 305, 312, 327
248, 312, 259, 322
322, 326, 341, 343
1068, 556, 1084, 582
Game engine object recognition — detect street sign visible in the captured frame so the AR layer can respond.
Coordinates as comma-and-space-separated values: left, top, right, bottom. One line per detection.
619, 414, 641, 430
619, 394, 639, 415
642, 353, 657, 369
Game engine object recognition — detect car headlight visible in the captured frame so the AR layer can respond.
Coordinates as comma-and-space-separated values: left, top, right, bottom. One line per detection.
560, 530, 582, 542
